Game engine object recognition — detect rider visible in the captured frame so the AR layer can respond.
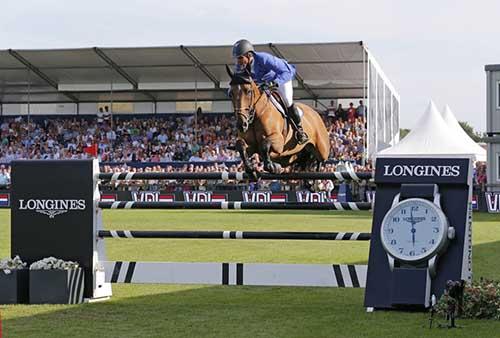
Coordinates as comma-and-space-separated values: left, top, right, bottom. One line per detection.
232, 39, 309, 144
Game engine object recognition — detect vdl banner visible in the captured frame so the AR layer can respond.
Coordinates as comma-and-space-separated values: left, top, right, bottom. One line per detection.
486, 192, 500, 213
0, 190, 488, 208
101, 190, 339, 203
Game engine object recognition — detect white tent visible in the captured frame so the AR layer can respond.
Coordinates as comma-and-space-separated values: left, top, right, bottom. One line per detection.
376, 101, 475, 158
441, 105, 486, 161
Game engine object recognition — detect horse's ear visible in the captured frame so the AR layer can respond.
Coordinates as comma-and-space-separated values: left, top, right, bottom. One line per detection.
225, 64, 234, 79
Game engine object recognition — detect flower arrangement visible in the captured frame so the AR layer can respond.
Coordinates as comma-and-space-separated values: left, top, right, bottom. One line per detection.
0, 255, 27, 274
29, 257, 79, 270
436, 278, 500, 320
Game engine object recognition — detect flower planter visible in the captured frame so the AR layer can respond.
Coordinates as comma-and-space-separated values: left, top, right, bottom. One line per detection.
29, 268, 85, 304
0, 269, 29, 304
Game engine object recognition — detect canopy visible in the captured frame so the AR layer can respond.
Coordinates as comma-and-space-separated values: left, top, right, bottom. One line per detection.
441, 105, 486, 161
0, 41, 400, 159
0, 42, 374, 104
376, 101, 476, 159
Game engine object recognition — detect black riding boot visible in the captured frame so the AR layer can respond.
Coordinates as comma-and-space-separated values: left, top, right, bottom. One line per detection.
288, 104, 309, 144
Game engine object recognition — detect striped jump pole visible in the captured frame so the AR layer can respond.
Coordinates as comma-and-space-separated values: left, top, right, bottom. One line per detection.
98, 171, 373, 182
98, 201, 372, 211
98, 230, 372, 241
102, 261, 368, 288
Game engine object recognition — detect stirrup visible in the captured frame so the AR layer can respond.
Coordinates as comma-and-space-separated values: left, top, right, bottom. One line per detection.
295, 130, 309, 144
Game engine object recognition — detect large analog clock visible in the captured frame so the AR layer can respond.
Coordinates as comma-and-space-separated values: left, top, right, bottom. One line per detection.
380, 198, 451, 264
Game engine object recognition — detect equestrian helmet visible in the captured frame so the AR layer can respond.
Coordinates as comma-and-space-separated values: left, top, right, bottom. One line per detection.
232, 39, 254, 58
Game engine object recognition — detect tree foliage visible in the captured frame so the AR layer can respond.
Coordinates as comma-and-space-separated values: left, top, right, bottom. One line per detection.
399, 128, 410, 139
399, 123, 483, 142
458, 121, 483, 142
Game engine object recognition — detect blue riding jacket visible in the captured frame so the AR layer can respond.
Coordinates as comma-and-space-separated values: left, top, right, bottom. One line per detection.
236, 51, 296, 86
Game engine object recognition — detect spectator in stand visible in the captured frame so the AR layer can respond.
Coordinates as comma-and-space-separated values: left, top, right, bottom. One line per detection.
103, 106, 111, 122
356, 100, 366, 120
0, 165, 10, 187
335, 104, 346, 122
188, 151, 203, 162
475, 163, 487, 187
347, 102, 356, 124
97, 107, 105, 124
326, 100, 336, 118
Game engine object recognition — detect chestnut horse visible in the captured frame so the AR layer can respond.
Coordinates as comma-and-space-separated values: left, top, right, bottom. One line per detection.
226, 66, 330, 174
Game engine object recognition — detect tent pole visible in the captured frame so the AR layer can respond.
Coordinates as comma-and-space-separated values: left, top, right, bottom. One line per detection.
194, 65, 198, 141
362, 48, 367, 166
27, 69, 31, 140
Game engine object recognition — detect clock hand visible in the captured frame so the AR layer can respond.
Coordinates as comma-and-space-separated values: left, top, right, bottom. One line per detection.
412, 217, 426, 224
410, 209, 416, 247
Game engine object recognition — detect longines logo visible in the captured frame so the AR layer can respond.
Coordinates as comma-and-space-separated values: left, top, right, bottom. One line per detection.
18, 199, 86, 218
383, 165, 460, 177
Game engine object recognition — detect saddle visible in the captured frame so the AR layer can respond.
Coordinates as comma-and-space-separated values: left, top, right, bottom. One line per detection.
264, 88, 305, 142
264, 89, 304, 119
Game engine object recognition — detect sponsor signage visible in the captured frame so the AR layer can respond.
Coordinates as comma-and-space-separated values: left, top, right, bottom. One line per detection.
382, 164, 460, 177
100, 194, 117, 202
375, 158, 470, 184
183, 191, 227, 202
11, 160, 97, 299
366, 191, 376, 203
98, 190, 345, 203
296, 191, 333, 202
486, 192, 500, 213
242, 191, 288, 202
18, 198, 86, 218
131, 192, 175, 202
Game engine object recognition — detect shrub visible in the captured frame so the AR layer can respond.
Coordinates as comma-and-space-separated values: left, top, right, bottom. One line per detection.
436, 279, 500, 320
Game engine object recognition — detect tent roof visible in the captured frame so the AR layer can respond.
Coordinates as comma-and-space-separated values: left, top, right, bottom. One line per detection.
0, 42, 372, 104
441, 105, 486, 161
376, 101, 477, 159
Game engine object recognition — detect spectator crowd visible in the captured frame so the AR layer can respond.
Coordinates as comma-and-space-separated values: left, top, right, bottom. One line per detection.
0, 101, 369, 167
0, 101, 487, 196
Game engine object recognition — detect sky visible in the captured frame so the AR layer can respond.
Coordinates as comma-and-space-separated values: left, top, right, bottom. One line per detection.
1, 0, 499, 132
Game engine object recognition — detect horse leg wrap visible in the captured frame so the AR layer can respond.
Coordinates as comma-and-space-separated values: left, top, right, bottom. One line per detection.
261, 139, 281, 174
236, 139, 255, 173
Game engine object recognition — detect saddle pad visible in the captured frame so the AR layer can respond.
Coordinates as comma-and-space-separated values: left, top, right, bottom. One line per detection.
268, 93, 304, 118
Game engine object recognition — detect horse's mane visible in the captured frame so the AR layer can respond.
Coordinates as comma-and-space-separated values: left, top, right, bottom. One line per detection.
230, 71, 253, 85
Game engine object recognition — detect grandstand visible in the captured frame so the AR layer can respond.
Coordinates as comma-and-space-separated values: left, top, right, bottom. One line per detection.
0, 42, 397, 199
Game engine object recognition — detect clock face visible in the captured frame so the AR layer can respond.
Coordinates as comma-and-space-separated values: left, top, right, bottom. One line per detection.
380, 198, 448, 263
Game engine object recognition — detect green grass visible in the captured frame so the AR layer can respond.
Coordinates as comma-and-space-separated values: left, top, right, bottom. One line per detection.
1, 210, 499, 337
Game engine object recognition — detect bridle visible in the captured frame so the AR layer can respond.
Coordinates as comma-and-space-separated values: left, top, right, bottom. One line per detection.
233, 83, 267, 127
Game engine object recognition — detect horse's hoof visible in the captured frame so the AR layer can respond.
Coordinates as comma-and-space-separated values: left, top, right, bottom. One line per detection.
304, 180, 314, 192
245, 167, 256, 175
247, 170, 259, 180
272, 163, 282, 174
265, 162, 282, 174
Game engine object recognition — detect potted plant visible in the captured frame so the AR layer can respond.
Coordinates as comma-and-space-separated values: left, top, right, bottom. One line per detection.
29, 257, 84, 304
0, 255, 28, 304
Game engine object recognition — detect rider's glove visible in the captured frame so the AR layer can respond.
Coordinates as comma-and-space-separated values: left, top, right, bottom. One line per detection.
262, 71, 276, 83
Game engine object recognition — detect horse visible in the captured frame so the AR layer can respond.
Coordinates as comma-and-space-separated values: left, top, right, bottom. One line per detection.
226, 65, 330, 175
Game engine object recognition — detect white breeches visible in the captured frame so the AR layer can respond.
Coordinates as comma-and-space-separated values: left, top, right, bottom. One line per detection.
277, 80, 294, 107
